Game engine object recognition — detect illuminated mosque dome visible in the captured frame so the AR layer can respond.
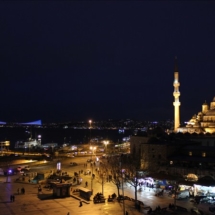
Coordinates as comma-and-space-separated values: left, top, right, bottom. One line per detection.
178, 97, 215, 134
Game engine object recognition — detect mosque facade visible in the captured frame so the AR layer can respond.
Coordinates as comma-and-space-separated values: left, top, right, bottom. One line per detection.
178, 98, 215, 134
173, 58, 215, 134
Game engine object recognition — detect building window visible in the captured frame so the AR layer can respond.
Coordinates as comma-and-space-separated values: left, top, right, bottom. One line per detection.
189, 151, 192, 156
202, 152, 206, 157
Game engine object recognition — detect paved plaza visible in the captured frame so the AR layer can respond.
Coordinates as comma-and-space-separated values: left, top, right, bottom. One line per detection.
0, 158, 209, 215
0, 174, 202, 215
0, 176, 147, 215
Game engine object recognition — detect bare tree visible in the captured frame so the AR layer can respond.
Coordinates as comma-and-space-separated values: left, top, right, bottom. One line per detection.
107, 153, 147, 208
121, 153, 146, 208
96, 162, 109, 195
106, 155, 122, 197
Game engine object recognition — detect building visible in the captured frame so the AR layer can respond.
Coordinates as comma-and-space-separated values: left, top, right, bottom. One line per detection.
15, 139, 41, 149
178, 97, 215, 134
129, 60, 215, 198
173, 57, 215, 134
130, 135, 177, 171
0, 141, 10, 151
130, 133, 215, 190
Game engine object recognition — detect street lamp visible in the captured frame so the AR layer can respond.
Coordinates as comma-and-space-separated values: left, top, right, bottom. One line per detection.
89, 120, 92, 128
89, 120, 92, 143
103, 140, 109, 152
90, 146, 96, 195
90, 146, 96, 160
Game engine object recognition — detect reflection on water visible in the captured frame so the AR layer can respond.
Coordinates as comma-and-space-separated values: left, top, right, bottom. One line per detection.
0, 127, 132, 149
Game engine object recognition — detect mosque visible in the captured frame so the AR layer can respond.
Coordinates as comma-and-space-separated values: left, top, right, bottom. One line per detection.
173, 57, 215, 134
177, 98, 215, 134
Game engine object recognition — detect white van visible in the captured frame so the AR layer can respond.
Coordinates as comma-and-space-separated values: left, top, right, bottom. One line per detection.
176, 190, 190, 199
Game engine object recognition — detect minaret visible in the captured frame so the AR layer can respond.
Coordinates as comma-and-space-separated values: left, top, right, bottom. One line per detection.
173, 56, 181, 132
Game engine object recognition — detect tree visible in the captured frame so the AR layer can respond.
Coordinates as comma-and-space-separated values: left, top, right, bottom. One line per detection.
121, 154, 145, 208
106, 156, 123, 197
96, 162, 109, 195
107, 153, 147, 208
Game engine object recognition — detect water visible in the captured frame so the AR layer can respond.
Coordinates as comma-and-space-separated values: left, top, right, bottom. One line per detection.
0, 127, 133, 149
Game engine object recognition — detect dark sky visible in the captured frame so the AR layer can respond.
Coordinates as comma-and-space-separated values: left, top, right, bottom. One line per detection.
1, 1, 215, 123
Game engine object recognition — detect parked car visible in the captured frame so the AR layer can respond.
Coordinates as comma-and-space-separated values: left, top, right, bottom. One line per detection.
67, 153, 75, 157
22, 166, 30, 171
17, 166, 22, 171
176, 190, 190, 199
70, 162, 77, 166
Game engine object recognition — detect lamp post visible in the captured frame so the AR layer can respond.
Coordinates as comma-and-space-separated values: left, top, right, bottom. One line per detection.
89, 120, 92, 143
90, 146, 96, 195
120, 155, 126, 215
103, 140, 109, 153
91, 160, 94, 195
90, 146, 96, 161
90, 146, 92, 161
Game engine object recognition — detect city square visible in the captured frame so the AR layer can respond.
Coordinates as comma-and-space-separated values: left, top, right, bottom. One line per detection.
0, 155, 206, 215
1, 2, 215, 215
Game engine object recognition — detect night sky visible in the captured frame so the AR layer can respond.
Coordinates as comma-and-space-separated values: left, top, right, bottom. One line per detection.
1, 1, 215, 123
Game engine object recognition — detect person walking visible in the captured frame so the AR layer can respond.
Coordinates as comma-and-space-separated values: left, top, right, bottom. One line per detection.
12, 195, 15, 202
79, 200, 83, 207
10, 195, 13, 202
85, 181, 88, 187
21, 187, 25, 194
